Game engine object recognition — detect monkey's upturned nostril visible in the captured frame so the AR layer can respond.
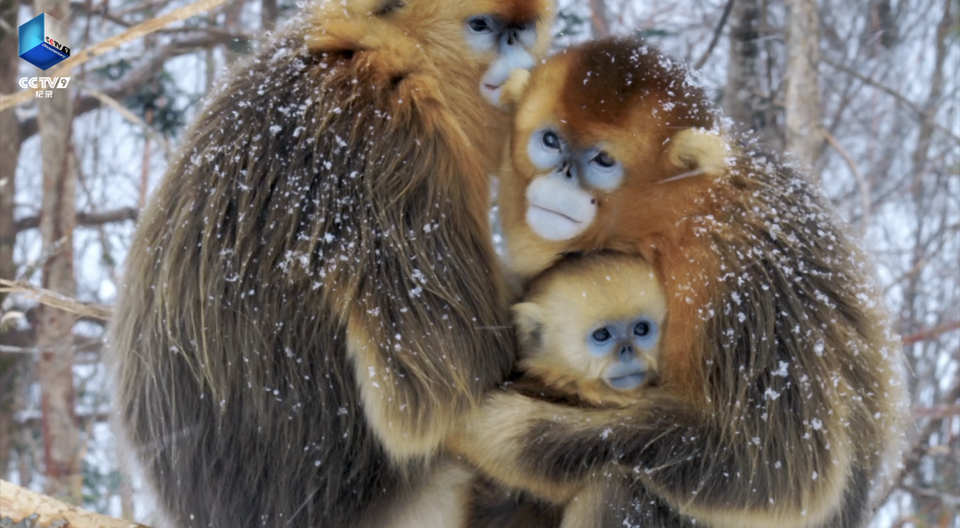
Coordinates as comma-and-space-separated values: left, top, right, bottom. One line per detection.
619, 345, 634, 360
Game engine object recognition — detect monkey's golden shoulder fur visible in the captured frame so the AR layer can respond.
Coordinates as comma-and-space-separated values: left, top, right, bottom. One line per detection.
107, 1, 553, 527
453, 38, 908, 528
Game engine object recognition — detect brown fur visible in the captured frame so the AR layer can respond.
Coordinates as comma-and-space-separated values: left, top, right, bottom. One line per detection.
452, 38, 908, 528
106, 2, 553, 527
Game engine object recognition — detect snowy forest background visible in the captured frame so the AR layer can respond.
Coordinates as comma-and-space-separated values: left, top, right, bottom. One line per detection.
0, 0, 957, 526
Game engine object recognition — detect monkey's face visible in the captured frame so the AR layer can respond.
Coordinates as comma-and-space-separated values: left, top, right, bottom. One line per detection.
584, 316, 659, 390
318, 0, 554, 108
501, 39, 729, 278
514, 254, 667, 402
458, 1, 555, 106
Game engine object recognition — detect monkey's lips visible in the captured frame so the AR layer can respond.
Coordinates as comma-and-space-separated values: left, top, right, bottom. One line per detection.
524, 176, 597, 241
526, 204, 588, 241
605, 372, 647, 390
481, 82, 504, 105
529, 204, 581, 225
604, 362, 649, 390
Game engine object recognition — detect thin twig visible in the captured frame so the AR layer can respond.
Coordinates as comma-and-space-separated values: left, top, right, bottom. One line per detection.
694, 0, 736, 70
14, 207, 139, 234
0, 0, 233, 111
0, 279, 111, 320
822, 128, 871, 236
76, 81, 173, 157
902, 320, 960, 345
822, 58, 960, 145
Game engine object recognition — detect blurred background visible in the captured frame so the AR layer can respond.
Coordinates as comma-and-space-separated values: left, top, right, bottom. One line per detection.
0, 0, 957, 526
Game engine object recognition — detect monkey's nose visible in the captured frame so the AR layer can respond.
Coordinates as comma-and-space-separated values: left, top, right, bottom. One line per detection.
560, 162, 573, 178
506, 30, 518, 46
618, 345, 634, 361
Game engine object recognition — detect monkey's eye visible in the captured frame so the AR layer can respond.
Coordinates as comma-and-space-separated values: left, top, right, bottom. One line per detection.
592, 151, 616, 168
468, 16, 494, 33
592, 328, 612, 343
375, 0, 404, 16
542, 131, 561, 150
633, 322, 650, 337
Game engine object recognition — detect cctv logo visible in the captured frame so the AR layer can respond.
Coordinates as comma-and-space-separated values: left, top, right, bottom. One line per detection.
19, 13, 71, 70
19, 77, 71, 89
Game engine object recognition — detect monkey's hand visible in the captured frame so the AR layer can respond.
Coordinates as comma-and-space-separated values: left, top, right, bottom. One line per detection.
500, 69, 532, 108
446, 389, 851, 528
446, 390, 629, 503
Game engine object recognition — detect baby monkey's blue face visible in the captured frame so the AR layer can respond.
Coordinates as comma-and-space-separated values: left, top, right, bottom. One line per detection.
512, 253, 666, 405
588, 317, 659, 390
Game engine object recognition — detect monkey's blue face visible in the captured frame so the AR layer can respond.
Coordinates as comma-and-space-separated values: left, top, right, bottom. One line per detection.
463, 15, 539, 105
524, 128, 625, 241
587, 317, 658, 390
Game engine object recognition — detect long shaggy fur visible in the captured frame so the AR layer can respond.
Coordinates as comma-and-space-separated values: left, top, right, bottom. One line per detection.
107, 1, 554, 526
452, 38, 908, 528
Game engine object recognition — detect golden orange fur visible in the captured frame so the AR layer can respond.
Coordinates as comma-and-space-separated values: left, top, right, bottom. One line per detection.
452, 38, 907, 528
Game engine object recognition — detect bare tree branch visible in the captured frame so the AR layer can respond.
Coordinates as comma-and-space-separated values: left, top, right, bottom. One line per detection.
822, 129, 870, 235
0, 479, 154, 528
77, 82, 173, 157
902, 320, 960, 345
694, 0, 736, 70
897, 377, 960, 488
0, 280, 111, 321
0, 0, 234, 111
822, 57, 960, 145
14, 207, 138, 234
18, 34, 239, 144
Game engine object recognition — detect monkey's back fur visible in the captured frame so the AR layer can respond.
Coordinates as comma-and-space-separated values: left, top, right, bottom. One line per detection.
107, 10, 516, 527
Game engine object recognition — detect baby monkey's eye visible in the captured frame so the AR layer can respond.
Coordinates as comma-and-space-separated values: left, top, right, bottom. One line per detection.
633, 322, 650, 337
542, 131, 561, 150
468, 17, 493, 33
592, 328, 612, 342
592, 150, 616, 168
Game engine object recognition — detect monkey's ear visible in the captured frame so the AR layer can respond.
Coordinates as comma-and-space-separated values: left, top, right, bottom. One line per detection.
512, 302, 545, 349
501, 69, 532, 107
666, 128, 729, 175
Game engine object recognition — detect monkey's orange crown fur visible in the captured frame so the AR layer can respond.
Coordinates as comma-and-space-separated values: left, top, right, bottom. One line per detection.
502, 37, 732, 279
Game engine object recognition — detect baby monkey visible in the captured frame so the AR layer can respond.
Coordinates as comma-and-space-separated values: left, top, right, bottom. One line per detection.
466, 253, 668, 528
513, 252, 666, 407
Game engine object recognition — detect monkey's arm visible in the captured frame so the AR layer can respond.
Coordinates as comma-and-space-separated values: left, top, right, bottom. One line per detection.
329, 71, 515, 463
449, 391, 850, 528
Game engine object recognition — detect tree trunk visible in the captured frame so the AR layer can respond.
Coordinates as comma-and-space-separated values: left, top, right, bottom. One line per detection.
261, 0, 278, 31
34, 0, 81, 504
0, 0, 23, 481
723, 0, 772, 139
784, 0, 824, 183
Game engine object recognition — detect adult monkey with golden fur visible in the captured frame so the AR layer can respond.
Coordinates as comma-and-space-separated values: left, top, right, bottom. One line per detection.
452, 38, 907, 528
107, 1, 553, 527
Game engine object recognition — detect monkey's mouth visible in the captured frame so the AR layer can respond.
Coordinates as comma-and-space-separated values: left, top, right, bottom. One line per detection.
529, 205, 581, 225
605, 373, 647, 390
481, 82, 505, 105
